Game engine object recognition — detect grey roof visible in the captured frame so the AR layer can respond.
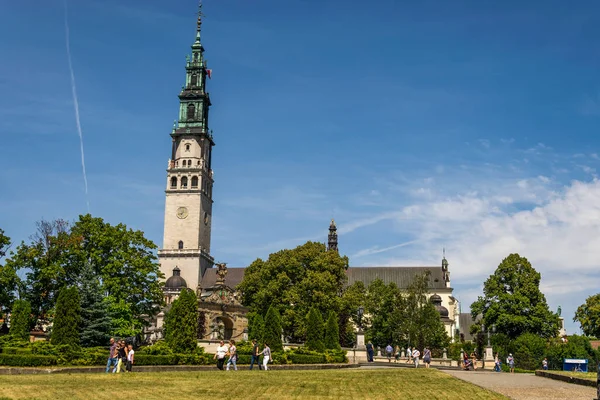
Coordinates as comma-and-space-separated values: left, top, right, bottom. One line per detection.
459, 313, 475, 341
346, 266, 448, 290
199, 265, 448, 291
199, 267, 246, 289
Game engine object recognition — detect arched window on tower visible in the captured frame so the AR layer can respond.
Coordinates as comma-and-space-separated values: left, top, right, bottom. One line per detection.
191, 176, 198, 188
170, 177, 177, 188
178, 240, 184, 249
185, 144, 190, 152
191, 74, 198, 87
181, 176, 188, 188
188, 160, 192, 167
187, 103, 195, 120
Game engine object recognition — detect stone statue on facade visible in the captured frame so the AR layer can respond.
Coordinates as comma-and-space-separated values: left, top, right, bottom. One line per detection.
215, 262, 227, 285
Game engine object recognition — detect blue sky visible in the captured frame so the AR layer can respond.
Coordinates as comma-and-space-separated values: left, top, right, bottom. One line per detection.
1, 0, 600, 332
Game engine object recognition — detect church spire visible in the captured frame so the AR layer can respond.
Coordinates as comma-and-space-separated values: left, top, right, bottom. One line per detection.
194, 1, 204, 47
327, 219, 338, 252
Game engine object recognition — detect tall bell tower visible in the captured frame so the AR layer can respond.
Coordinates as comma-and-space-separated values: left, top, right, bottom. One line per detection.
158, 3, 215, 291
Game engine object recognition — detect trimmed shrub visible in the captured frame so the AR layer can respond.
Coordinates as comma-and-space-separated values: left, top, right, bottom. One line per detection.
0, 354, 57, 367
52, 286, 81, 346
9, 300, 31, 341
324, 311, 341, 350
262, 305, 283, 352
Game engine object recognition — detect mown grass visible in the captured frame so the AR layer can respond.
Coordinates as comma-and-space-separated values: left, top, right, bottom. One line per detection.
0, 368, 508, 400
544, 370, 597, 381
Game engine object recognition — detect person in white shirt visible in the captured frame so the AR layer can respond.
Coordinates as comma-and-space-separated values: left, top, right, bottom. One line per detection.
126, 344, 134, 372
214, 340, 228, 370
412, 348, 421, 368
226, 339, 238, 371
260, 343, 271, 371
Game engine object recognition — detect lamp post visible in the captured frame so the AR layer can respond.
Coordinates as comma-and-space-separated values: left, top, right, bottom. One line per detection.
355, 306, 365, 351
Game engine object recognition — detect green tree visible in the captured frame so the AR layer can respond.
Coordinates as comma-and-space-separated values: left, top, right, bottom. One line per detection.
164, 289, 198, 353
305, 307, 325, 352
471, 253, 559, 340
0, 229, 20, 314
404, 273, 449, 351
107, 297, 140, 337
262, 305, 283, 352
6, 215, 164, 332
574, 293, 600, 337
511, 333, 547, 371
339, 281, 366, 347
52, 286, 81, 346
238, 241, 348, 342
9, 299, 31, 341
248, 312, 264, 343
365, 279, 403, 347
324, 311, 341, 350
78, 262, 111, 347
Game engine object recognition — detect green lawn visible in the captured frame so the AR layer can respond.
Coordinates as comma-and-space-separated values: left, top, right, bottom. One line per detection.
545, 370, 596, 382
0, 368, 508, 400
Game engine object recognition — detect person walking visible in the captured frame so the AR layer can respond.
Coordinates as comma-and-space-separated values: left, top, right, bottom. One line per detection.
405, 346, 412, 363
494, 353, 501, 372
260, 343, 271, 371
422, 347, 431, 368
412, 347, 420, 368
542, 358, 548, 370
105, 338, 118, 373
507, 353, 515, 373
214, 340, 228, 370
366, 341, 374, 362
126, 344, 134, 372
226, 340, 238, 371
250, 339, 260, 370
385, 344, 393, 362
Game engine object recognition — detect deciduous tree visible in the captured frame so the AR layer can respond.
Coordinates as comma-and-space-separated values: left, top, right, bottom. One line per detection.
574, 293, 600, 338
238, 241, 348, 342
471, 253, 559, 340
0, 229, 20, 314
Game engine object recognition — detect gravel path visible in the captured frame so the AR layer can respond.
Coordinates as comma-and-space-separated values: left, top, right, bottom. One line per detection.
444, 370, 596, 400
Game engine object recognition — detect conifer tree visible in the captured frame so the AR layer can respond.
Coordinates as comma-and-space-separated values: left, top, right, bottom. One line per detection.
78, 262, 111, 347
248, 312, 264, 343
324, 310, 341, 350
52, 286, 81, 346
164, 288, 198, 353
305, 307, 325, 352
262, 305, 283, 352
9, 299, 31, 341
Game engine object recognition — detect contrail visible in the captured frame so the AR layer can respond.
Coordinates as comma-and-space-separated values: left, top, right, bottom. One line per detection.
64, 0, 90, 213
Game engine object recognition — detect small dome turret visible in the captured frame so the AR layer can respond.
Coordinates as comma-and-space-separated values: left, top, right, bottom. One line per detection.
430, 293, 449, 318
165, 266, 187, 290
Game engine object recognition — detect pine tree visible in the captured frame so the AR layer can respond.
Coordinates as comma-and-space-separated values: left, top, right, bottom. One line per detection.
9, 299, 31, 341
324, 310, 341, 350
52, 286, 81, 346
248, 312, 264, 344
78, 262, 111, 347
262, 305, 283, 352
305, 307, 325, 352
164, 289, 198, 353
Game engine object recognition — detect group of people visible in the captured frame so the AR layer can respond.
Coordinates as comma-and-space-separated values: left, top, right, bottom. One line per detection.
106, 337, 135, 373
365, 342, 432, 368
213, 339, 272, 371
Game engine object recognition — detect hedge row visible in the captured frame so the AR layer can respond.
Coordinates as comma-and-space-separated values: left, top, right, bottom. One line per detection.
0, 347, 32, 355
0, 354, 58, 367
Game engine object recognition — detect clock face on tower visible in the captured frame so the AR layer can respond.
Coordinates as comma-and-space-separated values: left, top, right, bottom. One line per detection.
176, 207, 188, 219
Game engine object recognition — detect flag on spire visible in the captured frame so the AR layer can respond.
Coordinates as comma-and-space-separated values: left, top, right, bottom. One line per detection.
207, 69, 212, 79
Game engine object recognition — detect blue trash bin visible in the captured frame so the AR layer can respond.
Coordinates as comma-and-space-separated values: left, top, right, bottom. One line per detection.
562, 358, 588, 372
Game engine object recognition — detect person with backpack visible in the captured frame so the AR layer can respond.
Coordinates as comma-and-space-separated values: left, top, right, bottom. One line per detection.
422, 347, 431, 368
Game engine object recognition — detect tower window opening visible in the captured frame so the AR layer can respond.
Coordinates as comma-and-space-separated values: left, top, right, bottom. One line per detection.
188, 160, 192, 167
170, 177, 177, 188
191, 176, 198, 188
178, 240, 184, 249
185, 144, 190, 152
187, 104, 195, 120
181, 176, 188, 188
191, 74, 198, 87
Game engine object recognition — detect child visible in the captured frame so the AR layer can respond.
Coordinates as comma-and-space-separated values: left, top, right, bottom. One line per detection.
126, 344, 134, 372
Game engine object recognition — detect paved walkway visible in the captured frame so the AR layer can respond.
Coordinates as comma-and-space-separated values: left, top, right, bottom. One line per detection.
444, 370, 596, 400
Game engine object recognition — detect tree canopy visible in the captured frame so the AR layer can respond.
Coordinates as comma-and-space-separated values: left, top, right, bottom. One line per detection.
5, 215, 164, 334
470, 253, 559, 339
574, 293, 600, 337
238, 241, 348, 342
0, 229, 19, 314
